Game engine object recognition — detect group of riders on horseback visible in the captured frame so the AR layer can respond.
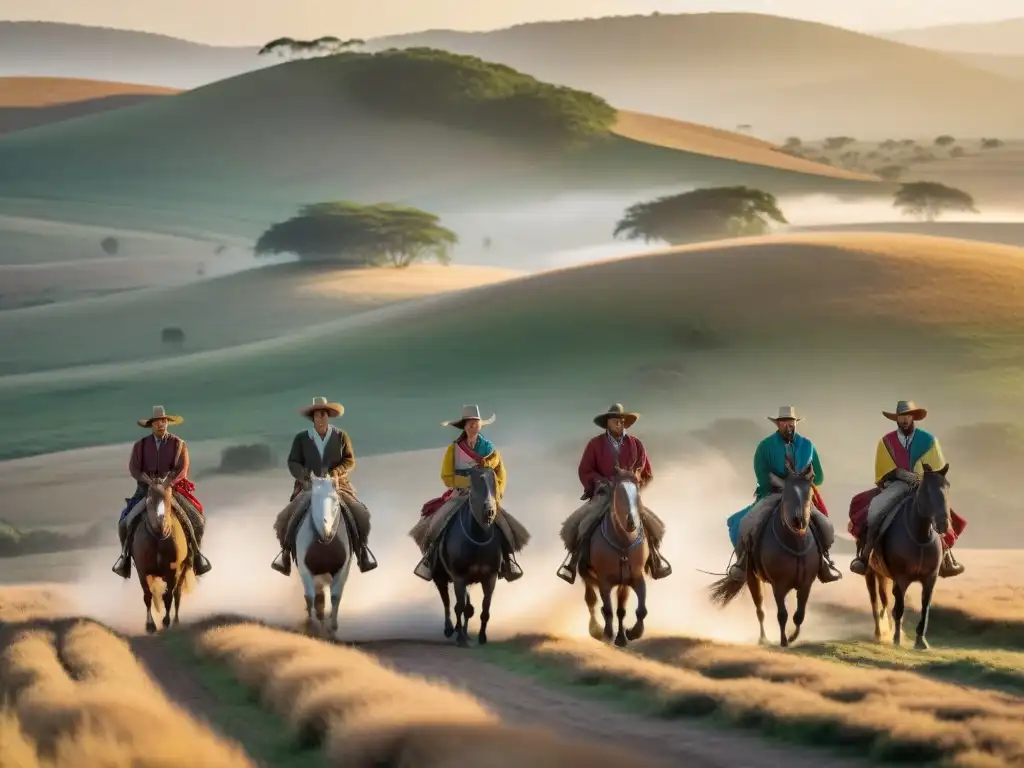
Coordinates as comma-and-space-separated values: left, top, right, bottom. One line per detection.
112, 397, 967, 597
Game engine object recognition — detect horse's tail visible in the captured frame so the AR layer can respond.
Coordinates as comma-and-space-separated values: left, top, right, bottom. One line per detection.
707, 576, 747, 607
171, 514, 196, 594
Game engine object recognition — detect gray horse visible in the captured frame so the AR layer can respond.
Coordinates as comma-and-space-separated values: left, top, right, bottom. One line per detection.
865, 463, 951, 650
432, 465, 505, 648
708, 464, 821, 646
295, 475, 353, 635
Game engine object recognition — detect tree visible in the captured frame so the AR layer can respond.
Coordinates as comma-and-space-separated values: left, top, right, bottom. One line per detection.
824, 136, 855, 151
100, 236, 119, 255
934, 135, 955, 147
893, 182, 977, 222
613, 186, 787, 245
980, 138, 1004, 149
255, 202, 457, 268
258, 36, 363, 60
874, 164, 906, 181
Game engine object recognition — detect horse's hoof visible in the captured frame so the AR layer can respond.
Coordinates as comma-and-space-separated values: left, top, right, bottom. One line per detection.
614, 634, 628, 648
914, 637, 930, 651
626, 623, 645, 641
464, 603, 475, 620
588, 619, 602, 639
478, 632, 488, 645
780, 638, 789, 648
145, 623, 157, 635
758, 636, 768, 646
443, 623, 455, 639
162, 617, 171, 629
456, 635, 470, 649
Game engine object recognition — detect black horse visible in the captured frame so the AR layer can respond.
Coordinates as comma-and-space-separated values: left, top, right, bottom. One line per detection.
432, 465, 504, 648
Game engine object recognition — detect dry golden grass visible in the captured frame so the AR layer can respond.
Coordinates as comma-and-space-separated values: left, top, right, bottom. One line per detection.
0, 620, 252, 767
612, 110, 879, 181
511, 634, 1024, 765
196, 622, 645, 767
0, 76, 180, 107
295, 263, 524, 303
0, 584, 69, 624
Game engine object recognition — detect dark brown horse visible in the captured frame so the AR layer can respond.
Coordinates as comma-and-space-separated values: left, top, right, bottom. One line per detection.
865, 463, 950, 650
708, 464, 819, 646
582, 468, 650, 647
132, 473, 194, 633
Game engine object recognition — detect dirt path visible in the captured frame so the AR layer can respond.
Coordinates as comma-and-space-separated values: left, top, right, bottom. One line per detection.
365, 640, 869, 768
129, 634, 227, 732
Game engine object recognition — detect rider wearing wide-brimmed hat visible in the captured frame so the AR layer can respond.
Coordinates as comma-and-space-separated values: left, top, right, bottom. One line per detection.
113, 405, 212, 579
412, 404, 524, 582
847, 400, 966, 578
271, 397, 378, 576
556, 403, 672, 584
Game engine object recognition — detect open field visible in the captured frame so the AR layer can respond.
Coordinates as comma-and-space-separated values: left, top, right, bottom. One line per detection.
374, 12, 1024, 139
0, 263, 522, 374
0, 232, 1022, 462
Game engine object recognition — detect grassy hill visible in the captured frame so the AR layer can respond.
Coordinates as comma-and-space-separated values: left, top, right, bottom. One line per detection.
372, 12, 1024, 139
881, 17, 1024, 56
0, 232, 1021, 462
0, 48, 876, 248
0, 22, 266, 88
0, 76, 179, 136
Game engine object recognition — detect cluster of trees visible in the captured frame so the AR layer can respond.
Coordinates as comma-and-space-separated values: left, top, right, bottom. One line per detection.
336, 48, 615, 147
255, 202, 457, 268
258, 36, 363, 59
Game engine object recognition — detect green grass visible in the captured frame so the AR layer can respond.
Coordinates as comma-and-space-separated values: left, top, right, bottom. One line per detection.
160, 629, 328, 768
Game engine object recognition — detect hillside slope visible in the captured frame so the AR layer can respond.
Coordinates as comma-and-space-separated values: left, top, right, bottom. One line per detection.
0, 232, 1020, 460
372, 12, 1024, 138
0, 22, 266, 88
0, 52, 875, 244
0, 76, 179, 135
881, 17, 1024, 56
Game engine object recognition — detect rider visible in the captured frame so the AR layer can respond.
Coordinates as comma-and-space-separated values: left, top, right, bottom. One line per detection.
113, 405, 212, 579
725, 406, 841, 584
413, 405, 522, 582
848, 400, 966, 578
556, 403, 672, 584
271, 396, 378, 576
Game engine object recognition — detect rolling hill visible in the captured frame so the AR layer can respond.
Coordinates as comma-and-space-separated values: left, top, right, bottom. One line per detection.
0, 22, 267, 88
371, 12, 1024, 139
881, 17, 1024, 56
0, 50, 876, 250
0, 232, 1021, 463
0, 76, 178, 135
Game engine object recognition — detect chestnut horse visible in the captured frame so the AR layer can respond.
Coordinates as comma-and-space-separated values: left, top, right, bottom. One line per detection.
708, 465, 819, 647
131, 473, 194, 633
582, 468, 650, 647
865, 463, 951, 650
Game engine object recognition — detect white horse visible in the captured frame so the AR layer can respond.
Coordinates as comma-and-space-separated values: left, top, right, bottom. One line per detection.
295, 474, 353, 634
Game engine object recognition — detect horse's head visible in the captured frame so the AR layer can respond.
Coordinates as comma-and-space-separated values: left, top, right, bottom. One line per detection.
782, 464, 814, 536
146, 473, 174, 536
610, 467, 641, 534
309, 474, 341, 543
918, 463, 951, 534
467, 465, 498, 528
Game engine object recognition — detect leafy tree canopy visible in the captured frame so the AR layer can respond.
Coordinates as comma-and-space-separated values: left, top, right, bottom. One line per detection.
258, 36, 364, 58
614, 186, 788, 245
337, 48, 615, 146
892, 181, 977, 222
254, 202, 457, 268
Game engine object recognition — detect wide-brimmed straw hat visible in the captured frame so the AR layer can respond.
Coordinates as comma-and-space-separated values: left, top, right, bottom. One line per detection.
441, 404, 495, 430
594, 403, 639, 429
768, 406, 802, 424
883, 400, 927, 421
137, 405, 183, 428
299, 396, 344, 420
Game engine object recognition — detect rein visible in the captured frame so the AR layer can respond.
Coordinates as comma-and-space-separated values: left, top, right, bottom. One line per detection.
459, 501, 496, 546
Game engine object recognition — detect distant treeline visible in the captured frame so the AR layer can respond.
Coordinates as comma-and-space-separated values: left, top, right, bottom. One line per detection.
0, 518, 106, 558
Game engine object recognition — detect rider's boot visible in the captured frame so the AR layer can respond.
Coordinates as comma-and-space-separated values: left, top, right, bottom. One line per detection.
413, 542, 436, 581
271, 549, 292, 576
849, 529, 876, 576
728, 545, 748, 582
556, 546, 581, 585
499, 539, 523, 582
817, 549, 842, 583
112, 515, 137, 579
193, 549, 213, 576
939, 547, 965, 578
646, 544, 673, 580
357, 543, 378, 573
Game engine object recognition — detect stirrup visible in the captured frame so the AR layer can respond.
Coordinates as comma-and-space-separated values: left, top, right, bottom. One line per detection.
358, 547, 379, 573
413, 558, 434, 581
270, 551, 291, 575
193, 552, 212, 576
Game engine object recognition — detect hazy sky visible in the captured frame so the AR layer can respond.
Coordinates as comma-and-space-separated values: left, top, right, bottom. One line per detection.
0, 0, 1019, 45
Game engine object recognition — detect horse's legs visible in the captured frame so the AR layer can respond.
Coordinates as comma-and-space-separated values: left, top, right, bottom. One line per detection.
583, 577, 602, 640
161, 571, 175, 629
614, 584, 630, 647
172, 576, 184, 625
914, 574, 937, 651
879, 576, 893, 633
452, 577, 470, 648
772, 582, 790, 648
891, 579, 907, 647
328, 565, 349, 633
748, 570, 767, 645
788, 581, 812, 645
865, 570, 883, 642
626, 577, 648, 641
433, 572, 454, 638
478, 572, 497, 645
297, 561, 318, 633
598, 580, 614, 642
138, 569, 156, 634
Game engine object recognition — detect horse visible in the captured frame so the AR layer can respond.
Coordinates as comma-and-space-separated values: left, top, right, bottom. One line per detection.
581, 468, 650, 647
131, 472, 194, 634
295, 474, 353, 635
708, 464, 819, 647
433, 465, 504, 648
865, 463, 950, 650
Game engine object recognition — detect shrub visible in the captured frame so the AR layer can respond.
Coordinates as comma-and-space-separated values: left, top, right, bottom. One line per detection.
218, 443, 275, 473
